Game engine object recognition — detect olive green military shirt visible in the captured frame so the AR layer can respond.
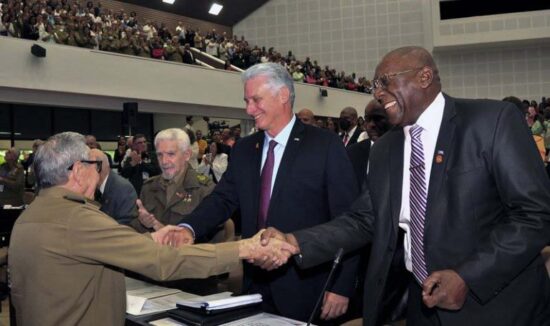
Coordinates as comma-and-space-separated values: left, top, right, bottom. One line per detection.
131, 168, 214, 233
9, 186, 239, 326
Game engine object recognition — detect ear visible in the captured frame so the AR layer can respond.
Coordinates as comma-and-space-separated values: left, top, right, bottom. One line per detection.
419, 67, 433, 89
183, 148, 192, 161
278, 86, 291, 105
69, 161, 85, 186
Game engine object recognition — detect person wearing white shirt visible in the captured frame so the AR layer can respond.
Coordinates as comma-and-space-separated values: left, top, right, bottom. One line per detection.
197, 142, 228, 183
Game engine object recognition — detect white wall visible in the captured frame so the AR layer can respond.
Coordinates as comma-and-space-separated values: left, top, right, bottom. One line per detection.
234, 0, 550, 101
0, 36, 369, 120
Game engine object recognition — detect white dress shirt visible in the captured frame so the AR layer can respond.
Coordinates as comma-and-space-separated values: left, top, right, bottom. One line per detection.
399, 92, 445, 272
261, 115, 296, 196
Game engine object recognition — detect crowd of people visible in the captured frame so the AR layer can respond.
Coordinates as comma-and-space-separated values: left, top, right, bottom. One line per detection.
0, 0, 372, 93
0, 45, 549, 326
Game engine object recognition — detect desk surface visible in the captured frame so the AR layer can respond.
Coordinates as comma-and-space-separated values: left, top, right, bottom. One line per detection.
126, 311, 308, 326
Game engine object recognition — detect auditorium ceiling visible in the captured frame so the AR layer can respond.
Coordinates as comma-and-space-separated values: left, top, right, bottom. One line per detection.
116, 0, 270, 26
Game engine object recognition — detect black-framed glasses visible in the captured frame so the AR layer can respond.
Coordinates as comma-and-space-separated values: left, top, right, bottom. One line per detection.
67, 160, 102, 173
371, 67, 422, 91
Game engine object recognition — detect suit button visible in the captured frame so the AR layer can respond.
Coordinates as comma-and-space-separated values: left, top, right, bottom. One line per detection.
377, 278, 384, 285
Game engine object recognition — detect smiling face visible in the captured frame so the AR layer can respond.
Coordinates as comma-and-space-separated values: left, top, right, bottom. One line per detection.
373, 48, 440, 127
244, 76, 293, 137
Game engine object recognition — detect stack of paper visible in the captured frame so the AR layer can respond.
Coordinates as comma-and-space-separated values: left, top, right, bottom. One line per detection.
177, 293, 262, 311
125, 277, 200, 316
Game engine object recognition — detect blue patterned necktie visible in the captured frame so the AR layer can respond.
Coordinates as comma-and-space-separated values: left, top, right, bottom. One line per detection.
409, 124, 429, 284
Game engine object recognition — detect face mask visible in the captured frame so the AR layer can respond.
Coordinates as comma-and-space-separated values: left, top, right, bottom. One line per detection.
339, 119, 351, 131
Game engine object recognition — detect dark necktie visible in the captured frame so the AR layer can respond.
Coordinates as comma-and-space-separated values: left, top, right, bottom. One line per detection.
343, 133, 349, 146
258, 140, 277, 229
409, 124, 429, 284
94, 189, 103, 202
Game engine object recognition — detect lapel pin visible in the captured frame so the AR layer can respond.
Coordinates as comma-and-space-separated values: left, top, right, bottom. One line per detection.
294, 138, 300, 141
435, 150, 444, 164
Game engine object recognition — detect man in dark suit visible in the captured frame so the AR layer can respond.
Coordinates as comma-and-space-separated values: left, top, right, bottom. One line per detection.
167, 63, 359, 323
262, 46, 550, 326
120, 134, 161, 196
347, 99, 391, 189
339, 107, 362, 147
90, 149, 137, 225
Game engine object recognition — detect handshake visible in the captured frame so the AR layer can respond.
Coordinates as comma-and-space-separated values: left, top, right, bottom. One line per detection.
152, 226, 301, 270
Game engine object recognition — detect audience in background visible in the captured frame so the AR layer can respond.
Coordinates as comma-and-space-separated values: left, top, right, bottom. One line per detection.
197, 141, 228, 184
113, 136, 128, 168
120, 133, 160, 195
195, 130, 208, 160
184, 128, 199, 170
297, 108, 316, 126
0, 147, 24, 206
0, 0, 372, 93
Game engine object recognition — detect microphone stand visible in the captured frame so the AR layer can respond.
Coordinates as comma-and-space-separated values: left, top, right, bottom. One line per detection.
306, 248, 344, 326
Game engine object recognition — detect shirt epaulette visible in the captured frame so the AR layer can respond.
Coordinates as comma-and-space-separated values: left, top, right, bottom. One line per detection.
196, 174, 211, 186
63, 195, 86, 204
143, 177, 156, 185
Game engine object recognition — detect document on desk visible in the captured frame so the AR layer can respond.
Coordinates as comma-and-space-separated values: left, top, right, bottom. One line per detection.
125, 277, 201, 316
177, 293, 261, 311
220, 312, 309, 326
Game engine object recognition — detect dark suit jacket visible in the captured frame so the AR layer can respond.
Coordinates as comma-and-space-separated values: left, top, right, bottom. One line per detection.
347, 140, 371, 190
100, 172, 138, 225
342, 126, 363, 147
294, 95, 550, 326
182, 119, 360, 321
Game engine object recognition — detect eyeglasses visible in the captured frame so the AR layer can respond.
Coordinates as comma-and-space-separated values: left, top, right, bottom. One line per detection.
371, 67, 422, 91
67, 160, 103, 173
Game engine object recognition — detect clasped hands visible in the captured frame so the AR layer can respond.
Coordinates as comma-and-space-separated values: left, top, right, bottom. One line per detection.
151, 225, 299, 270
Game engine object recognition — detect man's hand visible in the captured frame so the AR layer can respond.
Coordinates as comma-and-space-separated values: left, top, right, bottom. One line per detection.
239, 230, 298, 271
129, 150, 141, 166
260, 227, 301, 253
151, 225, 183, 245
422, 269, 468, 310
136, 199, 163, 230
321, 291, 349, 320
151, 225, 194, 247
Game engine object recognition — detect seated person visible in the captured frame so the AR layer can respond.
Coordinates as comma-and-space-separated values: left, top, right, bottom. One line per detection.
8, 131, 294, 325
130, 129, 217, 241
0, 147, 24, 206
197, 141, 228, 183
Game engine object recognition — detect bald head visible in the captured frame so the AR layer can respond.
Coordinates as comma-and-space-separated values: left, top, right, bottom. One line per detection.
373, 46, 441, 127
339, 107, 358, 131
365, 99, 384, 117
364, 99, 391, 142
297, 108, 315, 126
379, 46, 441, 92
89, 149, 109, 185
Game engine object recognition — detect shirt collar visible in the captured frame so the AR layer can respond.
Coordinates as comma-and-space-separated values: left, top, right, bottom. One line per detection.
264, 115, 296, 147
99, 173, 109, 194
405, 92, 445, 134
347, 125, 357, 136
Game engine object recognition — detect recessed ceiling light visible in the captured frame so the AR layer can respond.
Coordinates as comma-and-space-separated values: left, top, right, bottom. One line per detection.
209, 3, 223, 15
163, 0, 175, 4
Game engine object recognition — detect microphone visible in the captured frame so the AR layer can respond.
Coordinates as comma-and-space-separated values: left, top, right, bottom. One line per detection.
306, 248, 344, 326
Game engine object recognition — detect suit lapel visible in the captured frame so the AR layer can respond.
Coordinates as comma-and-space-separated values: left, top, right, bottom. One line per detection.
268, 121, 304, 215
389, 129, 405, 232
425, 94, 456, 226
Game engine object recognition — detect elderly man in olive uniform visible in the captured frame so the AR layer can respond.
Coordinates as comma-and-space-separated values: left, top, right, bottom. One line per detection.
8, 132, 295, 326
131, 128, 218, 241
